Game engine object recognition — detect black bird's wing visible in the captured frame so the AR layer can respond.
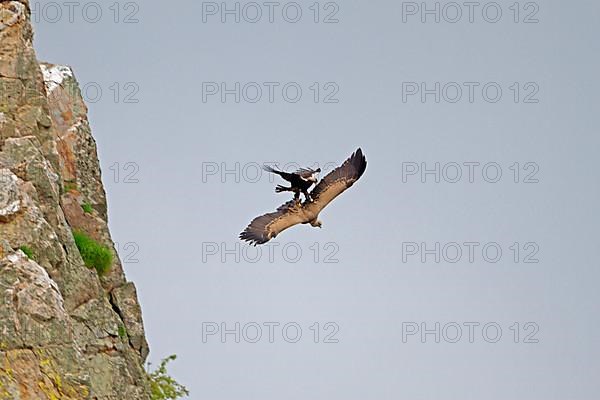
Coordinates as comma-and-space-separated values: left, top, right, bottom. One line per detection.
294, 167, 319, 180
262, 165, 296, 182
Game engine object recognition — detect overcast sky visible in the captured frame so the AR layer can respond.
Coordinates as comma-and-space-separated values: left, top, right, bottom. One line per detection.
32, 1, 600, 399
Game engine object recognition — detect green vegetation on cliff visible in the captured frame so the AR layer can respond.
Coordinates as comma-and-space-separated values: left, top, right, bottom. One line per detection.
147, 355, 189, 400
18, 245, 34, 259
81, 203, 93, 214
72, 231, 113, 275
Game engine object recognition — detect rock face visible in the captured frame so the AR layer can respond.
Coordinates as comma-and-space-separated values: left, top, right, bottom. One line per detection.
0, 1, 151, 398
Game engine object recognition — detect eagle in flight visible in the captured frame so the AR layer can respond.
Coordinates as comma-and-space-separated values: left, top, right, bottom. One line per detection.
262, 165, 321, 202
240, 148, 367, 246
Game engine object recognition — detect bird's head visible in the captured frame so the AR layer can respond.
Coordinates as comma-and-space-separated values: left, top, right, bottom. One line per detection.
309, 168, 321, 183
310, 219, 323, 228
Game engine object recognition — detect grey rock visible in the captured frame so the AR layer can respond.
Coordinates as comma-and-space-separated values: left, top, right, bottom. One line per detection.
0, 1, 152, 398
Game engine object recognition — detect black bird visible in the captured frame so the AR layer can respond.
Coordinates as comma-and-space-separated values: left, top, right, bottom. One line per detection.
262, 165, 321, 202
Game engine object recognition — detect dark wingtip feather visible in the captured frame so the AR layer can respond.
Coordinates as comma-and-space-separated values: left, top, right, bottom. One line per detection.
239, 229, 267, 246
351, 148, 367, 179
240, 201, 297, 246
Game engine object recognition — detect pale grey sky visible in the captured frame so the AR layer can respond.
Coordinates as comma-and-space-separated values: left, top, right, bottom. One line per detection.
32, 1, 600, 399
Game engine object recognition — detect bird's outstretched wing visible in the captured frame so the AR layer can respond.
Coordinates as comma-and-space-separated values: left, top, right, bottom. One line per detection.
239, 201, 306, 246
309, 148, 367, 213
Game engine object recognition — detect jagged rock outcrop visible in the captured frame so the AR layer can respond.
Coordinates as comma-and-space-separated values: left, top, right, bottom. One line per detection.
0, 1, 151, 398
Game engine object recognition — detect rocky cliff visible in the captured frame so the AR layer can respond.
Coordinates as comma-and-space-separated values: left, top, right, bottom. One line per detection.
0, 1, 151, 398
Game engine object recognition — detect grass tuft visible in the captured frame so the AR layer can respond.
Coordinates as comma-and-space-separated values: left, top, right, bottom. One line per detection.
64, 182, 77, 192
118, 325, 127, 339
72, 231, 113, 276
81, 203, 93, 214
19, 245, 34, 260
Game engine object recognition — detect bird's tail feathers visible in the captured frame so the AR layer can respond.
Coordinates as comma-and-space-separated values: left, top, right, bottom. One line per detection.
262, 165, 281, 175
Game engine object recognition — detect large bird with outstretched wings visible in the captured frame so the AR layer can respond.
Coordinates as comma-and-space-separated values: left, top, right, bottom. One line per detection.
240, 148, 367, 246
262, 165, 321, 202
